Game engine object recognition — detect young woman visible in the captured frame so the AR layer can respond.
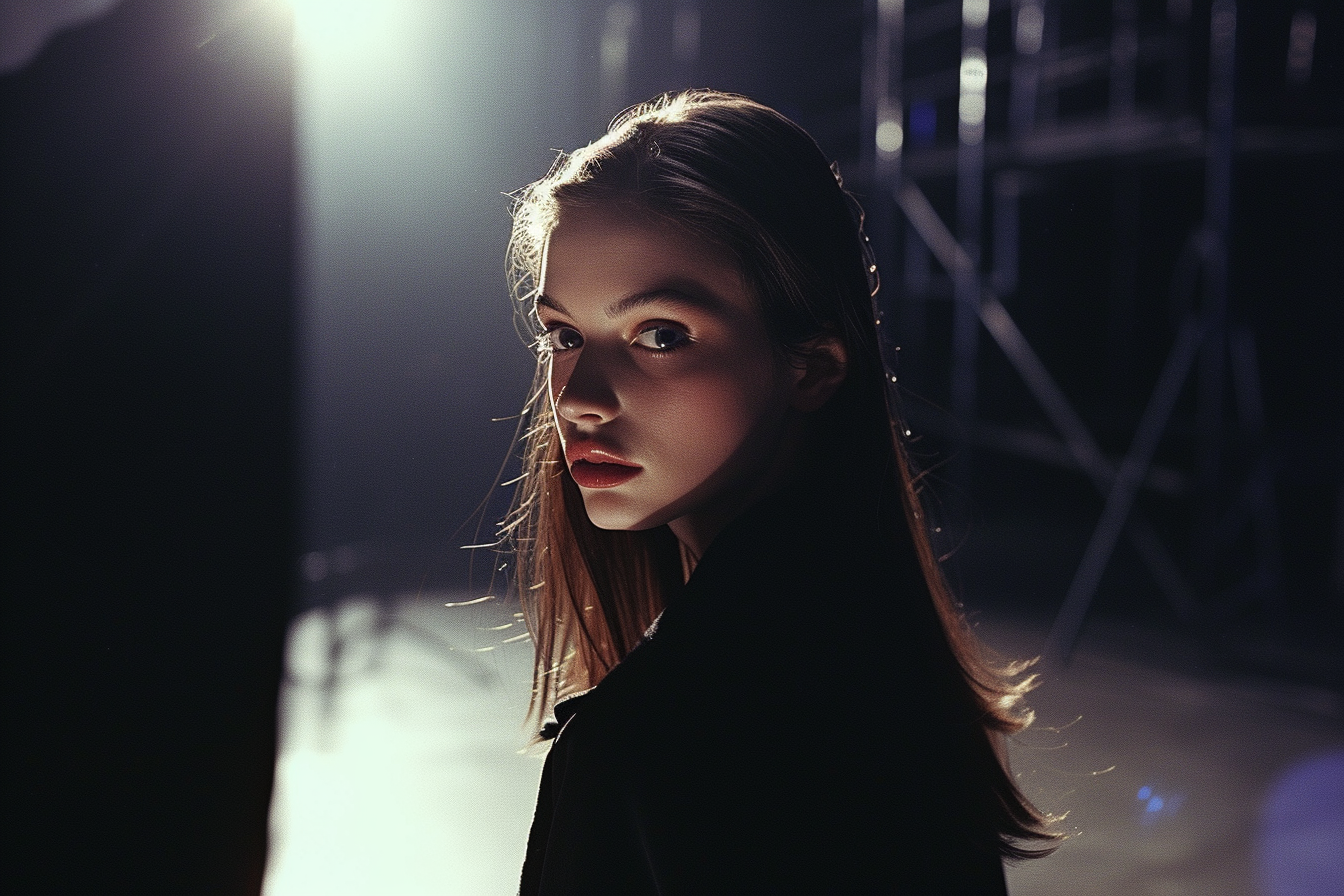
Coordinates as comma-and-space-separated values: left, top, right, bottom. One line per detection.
502, 90, 1056, 894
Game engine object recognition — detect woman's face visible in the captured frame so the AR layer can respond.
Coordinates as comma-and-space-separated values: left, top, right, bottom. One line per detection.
536, 205, 807, 552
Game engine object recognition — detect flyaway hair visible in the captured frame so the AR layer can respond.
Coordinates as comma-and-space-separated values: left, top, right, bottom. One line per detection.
502, 89, 1059, 859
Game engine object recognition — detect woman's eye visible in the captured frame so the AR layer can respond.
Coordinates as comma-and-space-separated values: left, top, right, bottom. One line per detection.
544, 326, 583, 352
632, 325, 690, 352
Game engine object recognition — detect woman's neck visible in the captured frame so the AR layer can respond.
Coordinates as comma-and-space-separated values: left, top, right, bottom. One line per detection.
667, 416, 817, 576
676, 539, 700, 582
667, 458, 805, 576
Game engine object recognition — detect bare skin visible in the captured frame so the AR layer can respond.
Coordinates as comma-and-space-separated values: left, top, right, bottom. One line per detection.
536, 204, 846, 566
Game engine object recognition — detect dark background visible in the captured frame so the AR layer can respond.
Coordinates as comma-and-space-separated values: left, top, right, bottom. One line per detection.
2, 2, 294, 892
2, 0, 1339, 891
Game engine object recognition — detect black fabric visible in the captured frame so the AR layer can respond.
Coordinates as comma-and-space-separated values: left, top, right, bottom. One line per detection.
520, 478, 1009, 895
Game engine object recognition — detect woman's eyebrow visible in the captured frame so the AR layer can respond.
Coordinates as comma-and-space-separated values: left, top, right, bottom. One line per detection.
535, 294, 567, 315
536, 287, 728, 319
605, 288, 727, 319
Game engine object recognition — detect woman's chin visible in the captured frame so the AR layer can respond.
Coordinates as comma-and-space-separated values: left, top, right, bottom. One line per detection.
580, 494, 669, 532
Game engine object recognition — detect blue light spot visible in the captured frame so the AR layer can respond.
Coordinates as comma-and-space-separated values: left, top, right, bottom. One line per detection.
1137, 785, 1152, 801
909, 100, 937, 146
1147, 796, 1165, 813
1256, 748, 1344, 896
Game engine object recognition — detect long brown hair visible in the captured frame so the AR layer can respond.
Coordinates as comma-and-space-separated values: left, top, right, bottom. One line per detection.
502, 89, 1058, 858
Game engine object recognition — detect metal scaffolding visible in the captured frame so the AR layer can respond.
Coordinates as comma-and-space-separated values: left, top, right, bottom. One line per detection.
861, 0, 1298, 662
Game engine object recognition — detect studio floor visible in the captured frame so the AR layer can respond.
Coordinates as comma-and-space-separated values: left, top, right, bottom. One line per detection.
262, 590, 1343, 896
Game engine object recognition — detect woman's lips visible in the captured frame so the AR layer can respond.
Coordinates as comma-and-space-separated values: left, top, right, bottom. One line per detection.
565, 441, 642, 488
568, 458, 642, 489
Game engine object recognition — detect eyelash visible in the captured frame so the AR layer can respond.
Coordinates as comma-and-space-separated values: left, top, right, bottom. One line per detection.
540, 325, 582, 354
633, 324, 692, 352
539, 323, 693, 354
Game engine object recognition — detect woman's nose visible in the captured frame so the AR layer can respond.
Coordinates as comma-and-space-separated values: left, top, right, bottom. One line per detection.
552, 347, 620, 424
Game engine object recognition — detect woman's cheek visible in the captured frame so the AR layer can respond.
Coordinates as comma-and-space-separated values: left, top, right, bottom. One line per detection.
656, 374, 757, 440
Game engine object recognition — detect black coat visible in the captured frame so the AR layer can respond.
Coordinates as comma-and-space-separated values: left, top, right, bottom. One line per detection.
520, 479, 1010, 895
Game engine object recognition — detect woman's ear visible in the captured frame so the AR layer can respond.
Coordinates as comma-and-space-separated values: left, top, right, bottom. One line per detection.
790, 334, 848, 412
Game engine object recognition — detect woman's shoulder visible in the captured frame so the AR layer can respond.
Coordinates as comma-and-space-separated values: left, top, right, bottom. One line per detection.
671, 482, 919, 641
